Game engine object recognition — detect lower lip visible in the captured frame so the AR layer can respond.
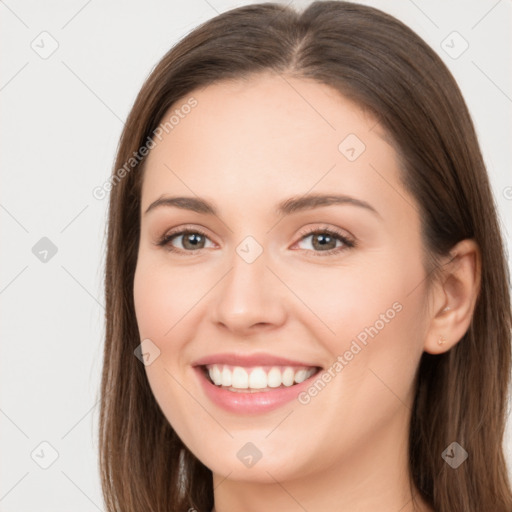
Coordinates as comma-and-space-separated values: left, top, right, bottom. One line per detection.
194, 367, 319, 414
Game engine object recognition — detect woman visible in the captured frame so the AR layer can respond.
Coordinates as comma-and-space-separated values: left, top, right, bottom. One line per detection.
98, 2, 512, 511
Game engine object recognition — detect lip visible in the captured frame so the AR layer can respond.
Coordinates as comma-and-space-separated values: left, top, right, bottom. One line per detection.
192, 352, 319, 368
193, 362, 321, 415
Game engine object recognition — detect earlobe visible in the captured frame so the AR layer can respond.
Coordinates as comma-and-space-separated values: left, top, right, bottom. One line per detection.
423, 239, 481, 355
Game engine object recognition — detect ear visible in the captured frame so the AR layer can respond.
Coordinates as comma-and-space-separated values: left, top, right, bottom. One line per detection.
423, 239, 481, 355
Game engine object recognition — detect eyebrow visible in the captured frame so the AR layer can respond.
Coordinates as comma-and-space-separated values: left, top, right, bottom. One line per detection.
144, 193, 380, 218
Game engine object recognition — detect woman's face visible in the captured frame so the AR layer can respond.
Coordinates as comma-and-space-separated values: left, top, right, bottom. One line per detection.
134, 73, 431, 483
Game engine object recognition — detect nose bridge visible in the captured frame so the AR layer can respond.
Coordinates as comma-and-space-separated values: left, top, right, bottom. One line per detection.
211, 235, 286, 332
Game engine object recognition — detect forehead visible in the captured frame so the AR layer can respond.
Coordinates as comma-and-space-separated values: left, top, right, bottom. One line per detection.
140, 73, 405, 220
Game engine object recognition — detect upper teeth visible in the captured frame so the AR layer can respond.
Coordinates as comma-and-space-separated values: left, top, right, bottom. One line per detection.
206, 364, 317, 389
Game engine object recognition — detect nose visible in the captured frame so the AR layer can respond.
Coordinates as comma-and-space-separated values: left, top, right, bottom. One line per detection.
210, 242, 288, 336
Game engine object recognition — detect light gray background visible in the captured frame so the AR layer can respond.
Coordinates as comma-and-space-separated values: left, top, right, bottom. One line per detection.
1, 0, 511, 510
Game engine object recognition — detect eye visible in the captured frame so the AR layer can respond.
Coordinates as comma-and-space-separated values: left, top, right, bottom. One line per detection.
155, 226, 215, 254
293, 225, 355, 257
155, 224, 356, 257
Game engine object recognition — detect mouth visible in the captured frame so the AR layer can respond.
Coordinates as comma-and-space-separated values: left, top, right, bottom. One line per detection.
193, 356, 323, 414
201, 364, 321, 393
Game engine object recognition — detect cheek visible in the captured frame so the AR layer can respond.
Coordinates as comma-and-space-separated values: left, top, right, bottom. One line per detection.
133, 257, 195, 340
347, 283, 426, 415
300, 250, 427, 411
134, 275, 167, 340
291, 294, 426, 469
279, 255, 421, 355
133, 261, 204, 448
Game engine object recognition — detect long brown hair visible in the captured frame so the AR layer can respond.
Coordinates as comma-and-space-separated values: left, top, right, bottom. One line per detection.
99, 2, 512, 510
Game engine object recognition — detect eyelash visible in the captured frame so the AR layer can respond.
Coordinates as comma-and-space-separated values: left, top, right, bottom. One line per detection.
155, 224, 356, 257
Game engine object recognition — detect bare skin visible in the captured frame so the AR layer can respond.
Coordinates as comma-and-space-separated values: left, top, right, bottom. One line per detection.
133, 72, 480, 512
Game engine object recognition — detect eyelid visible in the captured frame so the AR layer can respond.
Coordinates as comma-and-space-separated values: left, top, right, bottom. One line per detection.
295, 224, 354, 242
159, 224, 213, 240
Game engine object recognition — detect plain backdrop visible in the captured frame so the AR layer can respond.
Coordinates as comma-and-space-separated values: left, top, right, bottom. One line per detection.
1, 0, 511, 510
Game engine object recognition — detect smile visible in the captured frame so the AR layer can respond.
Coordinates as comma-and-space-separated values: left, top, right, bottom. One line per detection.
192, 353, 323, 414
